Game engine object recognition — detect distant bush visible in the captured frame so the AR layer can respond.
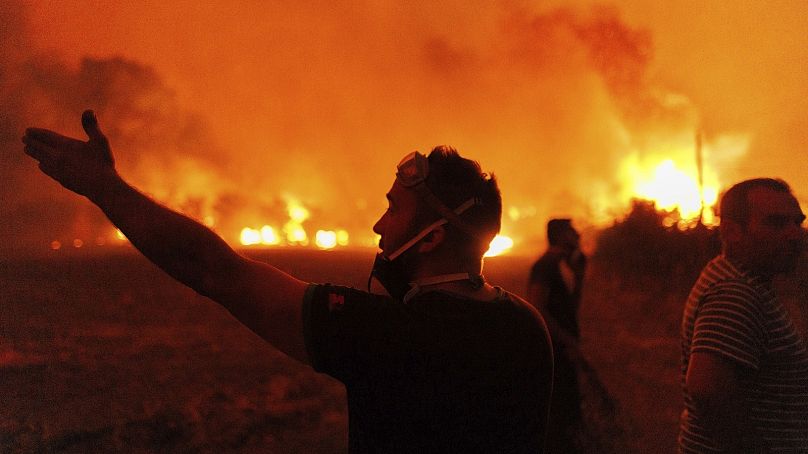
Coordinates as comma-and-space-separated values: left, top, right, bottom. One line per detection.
593, 200, 720, 286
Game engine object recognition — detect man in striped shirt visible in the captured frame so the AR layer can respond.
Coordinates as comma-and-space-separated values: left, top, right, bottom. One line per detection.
680, 178, 808, 453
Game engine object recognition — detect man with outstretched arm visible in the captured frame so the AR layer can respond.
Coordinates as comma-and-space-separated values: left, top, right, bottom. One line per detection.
679, 178, 808, 453
23, 110, 554, 453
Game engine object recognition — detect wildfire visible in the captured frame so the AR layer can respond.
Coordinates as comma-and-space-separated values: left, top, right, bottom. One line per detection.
238, 198, 517, 256
484, 235, 514, 257
240, 225, 280, 246
314, 230, 350, 249
627, 158, 719, 224
239, 199, 353, 250
616, 139, 725, 227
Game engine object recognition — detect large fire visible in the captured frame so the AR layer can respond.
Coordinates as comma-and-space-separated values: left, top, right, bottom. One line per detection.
236, 199, 515, 255
621, 156, 719, 226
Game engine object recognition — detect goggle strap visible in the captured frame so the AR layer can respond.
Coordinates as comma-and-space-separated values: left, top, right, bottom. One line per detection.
413, 183, 480, 236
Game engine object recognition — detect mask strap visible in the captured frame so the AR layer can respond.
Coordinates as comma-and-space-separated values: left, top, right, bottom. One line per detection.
403, 272, 484, 303
386, 218, 447, 261
386, 197, 478, 261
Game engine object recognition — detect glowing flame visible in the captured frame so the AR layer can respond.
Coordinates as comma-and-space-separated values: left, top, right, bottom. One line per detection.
484, 235, 514, 257
240, 228, 261, 245
283, 199, 310, 245
239, 198, 353, 249
240, 225, 282, 246
315, 230, 337, 249
260, 226, 280, 245
621, 155, 719, 226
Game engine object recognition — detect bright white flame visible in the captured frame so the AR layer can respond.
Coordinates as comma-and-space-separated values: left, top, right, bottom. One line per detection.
287, 200, 310, 223
283, 199, 310, 245
635, 160, 703, 217
622, 156, 719, 224
315, 230, 338, 249
484, 235, 514, 257
285, 226, 308, 245
240, 225, 283, 246
260, 226, 280, 245
240, 227, 262, 246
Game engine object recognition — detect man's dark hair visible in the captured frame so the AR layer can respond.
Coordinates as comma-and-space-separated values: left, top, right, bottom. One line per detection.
547, 218, 573, 246
418, 145, 502, 260
719, 178, 792, 227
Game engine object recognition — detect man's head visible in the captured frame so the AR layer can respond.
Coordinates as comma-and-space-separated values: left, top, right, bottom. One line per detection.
373, 145, 502, 273
547, 218, 580, 253
719, 178, 805, 276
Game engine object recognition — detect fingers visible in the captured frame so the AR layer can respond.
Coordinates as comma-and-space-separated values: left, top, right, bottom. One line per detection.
22, 134, 57, 164
23, 127, 77, 148
81, 110, 108, 147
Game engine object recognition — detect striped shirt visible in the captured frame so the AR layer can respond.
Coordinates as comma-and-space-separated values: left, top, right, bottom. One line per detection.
679, 255, 808, 453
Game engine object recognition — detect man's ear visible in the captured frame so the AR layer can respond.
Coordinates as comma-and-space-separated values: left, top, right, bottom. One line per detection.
418, 225, 446, 253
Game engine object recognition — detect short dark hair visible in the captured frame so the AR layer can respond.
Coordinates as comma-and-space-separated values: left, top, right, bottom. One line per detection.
719, 178, 792, 227
547, 218, 573, 246
419, 145, 502, 259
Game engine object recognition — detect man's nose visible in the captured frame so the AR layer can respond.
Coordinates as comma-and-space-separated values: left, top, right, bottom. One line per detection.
373, 214, 385, 235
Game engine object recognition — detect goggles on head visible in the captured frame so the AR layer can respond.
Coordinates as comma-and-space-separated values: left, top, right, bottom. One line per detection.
394, 150, 481, 237
396, 151, 430, 188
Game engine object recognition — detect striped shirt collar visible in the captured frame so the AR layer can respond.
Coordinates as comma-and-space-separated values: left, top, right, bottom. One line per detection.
715, 254, 773, 289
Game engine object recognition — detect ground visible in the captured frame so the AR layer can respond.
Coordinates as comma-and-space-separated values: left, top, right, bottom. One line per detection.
2, 248, 804, 452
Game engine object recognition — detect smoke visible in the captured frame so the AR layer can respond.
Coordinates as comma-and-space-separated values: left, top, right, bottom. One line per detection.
3, 1, 806, 255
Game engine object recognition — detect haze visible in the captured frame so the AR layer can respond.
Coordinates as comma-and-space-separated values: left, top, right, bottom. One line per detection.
2, 1, 806, 255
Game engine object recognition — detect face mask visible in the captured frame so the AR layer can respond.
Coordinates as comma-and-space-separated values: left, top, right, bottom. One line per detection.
369, 150, 484, 301
368, 218, 447, 301
368, 252, 411, 301
368, 252, 483, 303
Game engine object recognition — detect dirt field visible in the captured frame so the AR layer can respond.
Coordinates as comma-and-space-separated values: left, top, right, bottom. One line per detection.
0, 248, 765, 452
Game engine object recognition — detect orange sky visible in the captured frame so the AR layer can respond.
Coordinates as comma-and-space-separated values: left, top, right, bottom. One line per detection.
4, 1, 807, 253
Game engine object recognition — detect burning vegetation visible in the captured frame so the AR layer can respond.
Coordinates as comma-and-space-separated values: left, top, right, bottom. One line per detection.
2, 2, 805, 257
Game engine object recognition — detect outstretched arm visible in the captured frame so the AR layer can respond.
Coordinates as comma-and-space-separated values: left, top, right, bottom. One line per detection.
22, 111, 309, 363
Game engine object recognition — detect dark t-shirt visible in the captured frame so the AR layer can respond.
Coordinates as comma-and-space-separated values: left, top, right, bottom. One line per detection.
529, 250, 584, 339
303, 284, 553, 454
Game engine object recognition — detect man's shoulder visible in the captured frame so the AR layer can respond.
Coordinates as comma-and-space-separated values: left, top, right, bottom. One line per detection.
696, 257, 770, 304
493, 288, 553, 342
534, 249, 564, 264
530, 251, 562, 277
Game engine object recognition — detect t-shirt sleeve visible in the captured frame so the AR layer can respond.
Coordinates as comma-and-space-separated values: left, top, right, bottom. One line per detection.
690, 281, 766, 370
302, 283, 402, 382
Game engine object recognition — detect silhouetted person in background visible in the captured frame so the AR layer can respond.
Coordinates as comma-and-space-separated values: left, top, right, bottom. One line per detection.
22, 111, 554, 453
528, 218, 587, 453
679, 178, 808, 453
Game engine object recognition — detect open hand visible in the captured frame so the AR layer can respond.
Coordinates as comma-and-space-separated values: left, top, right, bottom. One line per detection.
22, 110, 116, 199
